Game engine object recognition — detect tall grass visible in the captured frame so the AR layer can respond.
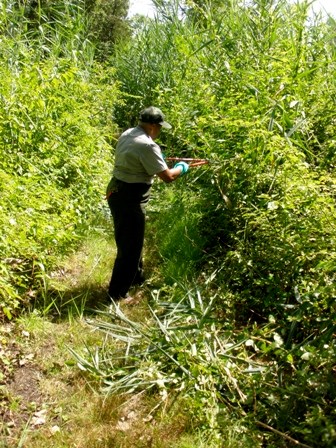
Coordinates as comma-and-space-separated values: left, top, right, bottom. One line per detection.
1, 0, 334, 444
83, 1, 336, 445
0, 1, 120, 318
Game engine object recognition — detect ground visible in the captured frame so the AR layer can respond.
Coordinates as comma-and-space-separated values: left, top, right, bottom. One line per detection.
0, 234, 196, 448
1, 321, 46, 445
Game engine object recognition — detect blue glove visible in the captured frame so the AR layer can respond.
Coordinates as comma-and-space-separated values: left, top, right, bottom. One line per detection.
174, 161, 189, 175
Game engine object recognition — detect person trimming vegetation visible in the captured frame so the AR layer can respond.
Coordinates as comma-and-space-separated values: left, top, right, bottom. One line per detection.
106, 106, 191, 302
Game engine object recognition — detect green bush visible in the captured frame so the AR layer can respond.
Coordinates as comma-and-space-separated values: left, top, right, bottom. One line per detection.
0, 35, 120, 318
104, 1, 336, 445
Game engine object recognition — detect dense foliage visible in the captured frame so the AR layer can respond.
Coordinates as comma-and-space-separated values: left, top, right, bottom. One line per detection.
0, 1, 120, 318
3, 0, 130, 59
1, 0, 335, 446
82, 1, 334, 446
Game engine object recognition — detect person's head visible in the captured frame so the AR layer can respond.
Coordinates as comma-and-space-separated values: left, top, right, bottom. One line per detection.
139, 106, 171, 140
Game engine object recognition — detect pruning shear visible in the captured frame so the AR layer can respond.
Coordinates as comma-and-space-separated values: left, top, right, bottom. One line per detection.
166, 157, 209, 167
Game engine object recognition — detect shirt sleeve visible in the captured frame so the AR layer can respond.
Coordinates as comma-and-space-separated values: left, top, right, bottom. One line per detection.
139, 142, 168, 176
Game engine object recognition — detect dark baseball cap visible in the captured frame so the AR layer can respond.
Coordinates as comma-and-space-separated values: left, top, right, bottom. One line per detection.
139, 106, 172, 129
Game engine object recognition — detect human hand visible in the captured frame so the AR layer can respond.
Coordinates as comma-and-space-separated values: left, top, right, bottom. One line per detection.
174, 161, 189, 175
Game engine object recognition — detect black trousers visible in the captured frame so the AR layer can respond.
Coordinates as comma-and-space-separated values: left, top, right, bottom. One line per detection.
107, 179, 151, 299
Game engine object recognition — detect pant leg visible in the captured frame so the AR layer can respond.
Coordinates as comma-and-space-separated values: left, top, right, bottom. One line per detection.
108, 200, 146, 299
131, 257, 146, 286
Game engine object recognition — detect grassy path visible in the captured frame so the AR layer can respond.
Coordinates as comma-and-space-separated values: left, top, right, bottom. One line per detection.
0, 230, 198, 448
1, 232, 114, 446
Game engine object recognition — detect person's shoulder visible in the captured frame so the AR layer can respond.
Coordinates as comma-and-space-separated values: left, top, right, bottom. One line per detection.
120, 127, 136, 138
120, 126, 145, 140
133, 128, 153, 145
117, 127, 143, 146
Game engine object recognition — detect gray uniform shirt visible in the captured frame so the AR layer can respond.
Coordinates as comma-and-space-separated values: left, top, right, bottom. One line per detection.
113, 126, 168, 184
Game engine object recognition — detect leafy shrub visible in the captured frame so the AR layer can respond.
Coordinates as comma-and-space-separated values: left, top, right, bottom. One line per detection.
105, 1, 336, 445
0, 49, 120, 318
